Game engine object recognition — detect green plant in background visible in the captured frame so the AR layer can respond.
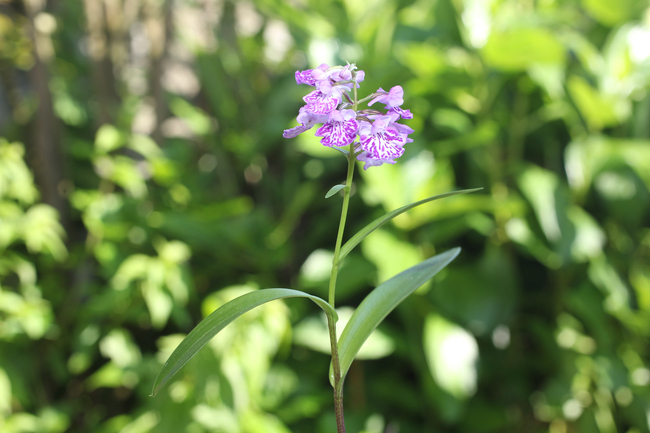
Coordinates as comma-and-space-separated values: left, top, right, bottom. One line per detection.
151, 64, 479, 432
0, 139, 69, 431
2, 0, 650, 431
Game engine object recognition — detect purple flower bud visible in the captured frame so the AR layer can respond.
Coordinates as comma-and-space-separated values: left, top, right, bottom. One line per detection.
368, 86, 404, 108
310, 64, 332, 81
331, 67, 352, 82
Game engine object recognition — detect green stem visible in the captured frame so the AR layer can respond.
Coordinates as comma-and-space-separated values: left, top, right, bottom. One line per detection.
328, 147, 356, 307
326, 69, 360, 433
328, 70, 359, 307
327, 313, 346, 433
326, 146, 354, 433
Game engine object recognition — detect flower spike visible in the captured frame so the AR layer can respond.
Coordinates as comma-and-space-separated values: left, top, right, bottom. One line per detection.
284, 65, 414, 168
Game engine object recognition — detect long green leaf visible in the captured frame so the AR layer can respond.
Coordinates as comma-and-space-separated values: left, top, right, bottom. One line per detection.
152, 289, 336, 396
337, 188, 481, 264
332, 248, 461, 386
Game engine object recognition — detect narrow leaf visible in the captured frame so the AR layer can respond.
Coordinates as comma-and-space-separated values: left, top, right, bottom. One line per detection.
332, 248, 461, 386
337, 188, 481, 264
152, 289, 336, 396
326, 184, 346, 198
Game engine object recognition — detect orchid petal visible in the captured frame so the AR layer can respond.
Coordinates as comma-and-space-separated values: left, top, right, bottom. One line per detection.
303, 90, 341, 115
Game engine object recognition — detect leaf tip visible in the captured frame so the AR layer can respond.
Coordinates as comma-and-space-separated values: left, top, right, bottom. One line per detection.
449, 246, 462, 260
151, 375, 166, 397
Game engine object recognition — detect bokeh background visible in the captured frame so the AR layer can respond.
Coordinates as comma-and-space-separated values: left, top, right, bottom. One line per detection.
1, 0, 650, 432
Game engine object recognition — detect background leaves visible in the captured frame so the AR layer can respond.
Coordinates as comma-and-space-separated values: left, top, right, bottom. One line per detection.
0, 0, 649, 432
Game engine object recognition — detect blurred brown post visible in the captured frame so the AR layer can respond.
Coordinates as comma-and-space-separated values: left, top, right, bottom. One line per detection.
146, 0, 171, 145
83, 0, 117, 126
23, 0, 69, 230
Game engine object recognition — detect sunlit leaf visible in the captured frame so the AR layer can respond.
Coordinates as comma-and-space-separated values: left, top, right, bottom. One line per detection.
361, 229, 421, 286
94, 124, 124, 154
581, 0, 640, 26
85, 362, 126, 390
518, 166, 562, 242
567, 206, 605, 262
142, 282, 173, 329
128, 134, 162, 160
169, 97, 213, 136
482, 28, 564, 71
21, 204, 68, 261
395, 43, 447, 78
296, 132, 339, 158
99, 329, 142, 368
0, 367, 11, 414
152, 289, 336, 396
359, 153, 472, 229
567, 75, 628, 130
565, 137, 650, 195
0, 139, 38, 204
423, 314, 478, 399
333, 248, 461, 385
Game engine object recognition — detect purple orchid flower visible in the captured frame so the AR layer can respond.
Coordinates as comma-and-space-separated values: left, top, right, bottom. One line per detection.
330, 67, 351, 82
283, 107, 328, 138
285, 64, 413, 168
354, 70, 365, 85
388, 106, 413, 119
303, 86, 343, 115
295, 70, 316, 86
315, 109, 359, 148
358, 115, 406, 161
368, 86, 404, 108
312, 63, 341, 84
356, 151, 399, 170
295, 64, 330, 86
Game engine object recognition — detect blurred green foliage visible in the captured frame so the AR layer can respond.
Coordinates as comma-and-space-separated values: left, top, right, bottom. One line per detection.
0, 0, 649, 432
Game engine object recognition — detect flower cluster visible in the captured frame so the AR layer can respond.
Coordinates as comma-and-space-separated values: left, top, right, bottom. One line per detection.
283, 64, 414, 169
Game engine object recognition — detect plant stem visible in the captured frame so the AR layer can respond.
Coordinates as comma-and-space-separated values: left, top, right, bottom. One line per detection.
326, 144, 354, 433
326, 69, 360, 433
328, 70, 359, 308
328, 147, 356, 307
327, 313, 346, 433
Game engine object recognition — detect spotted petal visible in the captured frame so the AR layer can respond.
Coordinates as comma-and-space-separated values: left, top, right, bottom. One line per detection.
316, 119, 358, 148
389, 106, 413, 119
359, 126, 405, 160
356, 151, 398, 170
303, 90, 341, 115
295, 70, 316, 86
